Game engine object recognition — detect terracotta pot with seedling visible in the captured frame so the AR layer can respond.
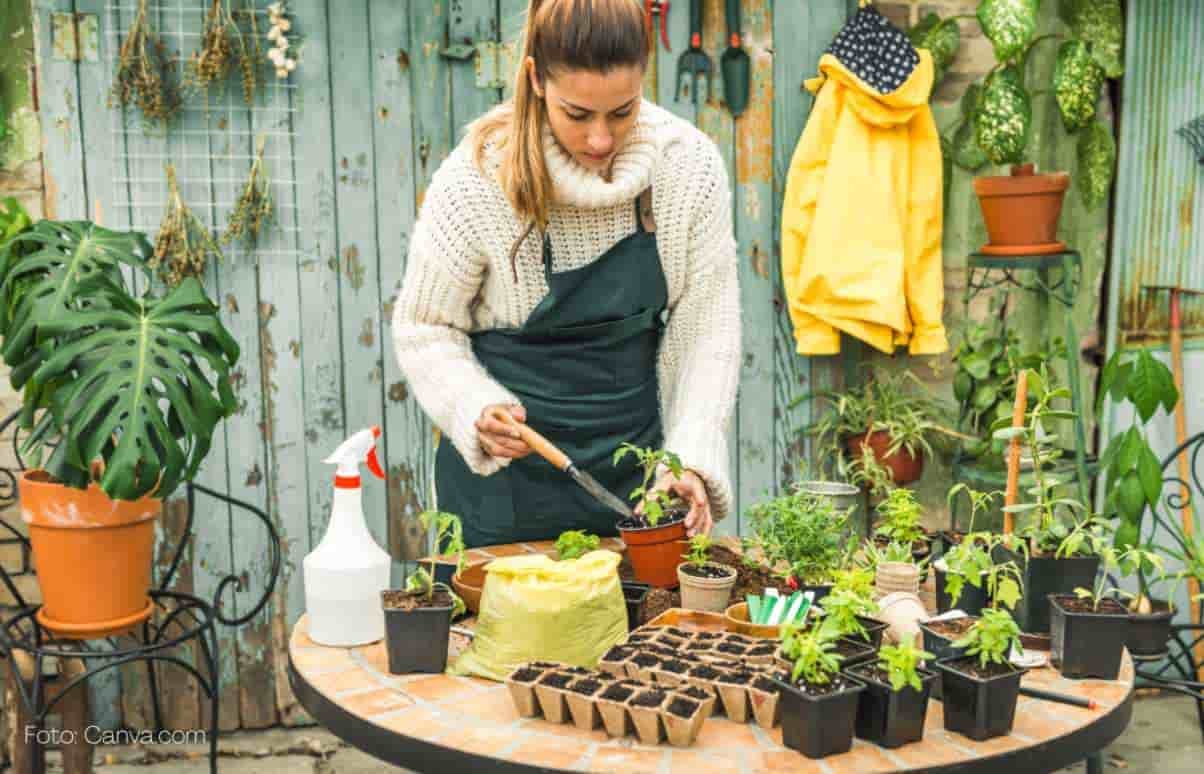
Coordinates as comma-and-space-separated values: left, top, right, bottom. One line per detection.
914, 2, 1124, 253
382, 511, 467, 674
934, 607, 1026, 741
771, 626, 865, 759
0, 213, 239, 639
743, 487, 855, 604
676, 534, 736, 612
846, 641, 937, 748
1050, 545, 1158, 680
614, 444, 692, 588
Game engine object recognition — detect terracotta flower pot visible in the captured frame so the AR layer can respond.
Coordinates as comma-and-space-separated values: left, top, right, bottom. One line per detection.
618, 519, 688, 588
19, 470, 159, 639
846, 430, 924, 486
972, 164, 1071, 256
676, 562, 736, 612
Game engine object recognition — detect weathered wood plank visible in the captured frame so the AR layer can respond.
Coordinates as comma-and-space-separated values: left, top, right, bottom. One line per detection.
329, 0, 387, 552
448, 1, 498, 135
655, 0, 696, 124
498, 0, 526, 103
733, 0, 776, 529
370, 0, 427, 567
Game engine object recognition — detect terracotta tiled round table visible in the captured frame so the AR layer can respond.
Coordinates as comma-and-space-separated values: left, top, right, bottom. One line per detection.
287, 540, 1134, 772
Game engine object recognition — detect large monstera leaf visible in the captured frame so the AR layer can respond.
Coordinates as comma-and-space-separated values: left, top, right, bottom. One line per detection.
27, 276, 239, 500
977, 0, 1039, 62
1054, 40, 1105, 131
975, 67, 1032, 165
1059, 0, 1124, 78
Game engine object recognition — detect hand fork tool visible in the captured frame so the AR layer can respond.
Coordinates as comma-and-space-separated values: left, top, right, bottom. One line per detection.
675, 0, 711, 108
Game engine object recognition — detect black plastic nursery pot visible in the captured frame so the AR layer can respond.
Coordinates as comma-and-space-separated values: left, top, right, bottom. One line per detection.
621, 581, 651, 631
847, 664, 937, 748
1049, 594, 1129, 679
848, 616, 890, 649
381, 592, 453, 675
1014, 551, 1100, 634
934, 568, 990, 617
1127, 600, 1175, 657
800, 582, 833, 605
920, 618, 975, 664
772, 674, 865, 759
934, 656, 1025, 741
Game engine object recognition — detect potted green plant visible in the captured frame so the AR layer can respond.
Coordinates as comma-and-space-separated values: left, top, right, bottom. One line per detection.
771, 627, 865, 759
935, 607, 1026, 741
613, 443, 691, 588
0, 215, 239, 638
936, 530, 1024, 616
744, 486, 854, 602
861, 540, 929, 597
873, 487, 933, 561
792, 371, 957, 494
815, 587, 888, 650
940, 483, 1000, 556
555, 529, 600, 560
676, 534, 737, 613
383, 510, 467, 674
1049, 545, 1157, 680
846, 641, 937, 748
914, 1, 1124, 253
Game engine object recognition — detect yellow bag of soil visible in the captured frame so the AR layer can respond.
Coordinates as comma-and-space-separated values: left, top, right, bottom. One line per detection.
449, 550, 627, 681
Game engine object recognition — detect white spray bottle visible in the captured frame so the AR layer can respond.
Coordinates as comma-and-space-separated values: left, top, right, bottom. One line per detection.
303, 426, 391, 646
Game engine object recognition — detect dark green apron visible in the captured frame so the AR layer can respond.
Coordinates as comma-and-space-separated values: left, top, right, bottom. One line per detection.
436, 190, 668, 548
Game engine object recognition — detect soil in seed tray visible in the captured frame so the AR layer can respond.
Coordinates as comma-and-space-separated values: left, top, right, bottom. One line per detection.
664, 627, 693, 638
681, 563, 734, 580
569, 678, 603, 695
562, 666, 591, 675
747, 644, 776, 657
667, 697, 699, 718
540, 672, 574, 688
381, 589, 454, 611
679, 686, 710, 700
694, 632, 723, 641
925, 616, 978, 639
689, 665, 721, 680
717, 670, 755, 685
600, 684, 635, 702
752, 675, 779, 693
660, 659, 689, 673
716, 642, 748, 655
631, 690, 667, 708
791, 675, 854, 698
686, 642, 712, 652
602, 646, 633, 662
945, 656, 1020, 680
723, 633, 754, 645
1056, 597, 1128, 615
528, 661, 561, 669
660, 635, 686, 649
509, 668, 543, 683
628, 633, 655, 642
631, 653, 661, 668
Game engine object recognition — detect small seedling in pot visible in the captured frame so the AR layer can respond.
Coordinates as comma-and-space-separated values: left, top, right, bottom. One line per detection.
877, 641, 935, 693
945, 483, 997, 539
874, 488, 927, 548
860, 539, 927, 570
404, 510, 466, 616
555, 529, 599, 561
816, 588, 879, 642
782, 625, 842, 686
831, 567, 875, 599
613, 443, 686, 527
942, 531, 1023, 611
1074, 545, 1161, 613
952, 607, 1022, 670
684, 533, 713, 567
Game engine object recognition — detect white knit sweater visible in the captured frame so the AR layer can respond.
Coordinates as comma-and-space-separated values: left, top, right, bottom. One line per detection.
390, 101, 741, 522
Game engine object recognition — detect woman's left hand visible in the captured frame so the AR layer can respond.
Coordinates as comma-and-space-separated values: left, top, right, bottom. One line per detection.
648, 469, 712, 537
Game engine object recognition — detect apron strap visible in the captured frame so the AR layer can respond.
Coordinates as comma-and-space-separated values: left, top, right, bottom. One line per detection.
636, 187, 656, 233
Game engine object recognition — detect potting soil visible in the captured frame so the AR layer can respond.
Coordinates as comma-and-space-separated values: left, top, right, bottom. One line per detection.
631, 690, 667, 707
667, 697, 699, 717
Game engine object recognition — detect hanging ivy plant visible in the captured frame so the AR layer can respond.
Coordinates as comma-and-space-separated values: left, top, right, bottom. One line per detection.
975, 66, 1031, 165
1077, 120, 1116, 209
1058, 0, 1125, 78
976, 0, 1039, 63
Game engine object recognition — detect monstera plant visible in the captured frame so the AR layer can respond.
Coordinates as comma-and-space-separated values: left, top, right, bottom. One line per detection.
912, 0, 1123, 253
0, 217, 239, 638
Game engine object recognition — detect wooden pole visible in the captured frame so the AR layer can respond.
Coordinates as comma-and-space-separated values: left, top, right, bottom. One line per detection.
1003, 370, 1029, 536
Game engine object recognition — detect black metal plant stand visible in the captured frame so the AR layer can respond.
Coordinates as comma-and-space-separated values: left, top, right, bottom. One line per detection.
0, 409, 281, 774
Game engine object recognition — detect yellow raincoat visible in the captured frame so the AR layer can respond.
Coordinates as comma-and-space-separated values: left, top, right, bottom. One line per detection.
781, 50, 947, 355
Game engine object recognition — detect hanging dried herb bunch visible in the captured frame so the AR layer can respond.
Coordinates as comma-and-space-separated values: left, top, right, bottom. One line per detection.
224, 134, 274, 247
185, 0, 237, 94
234, 0, 263, 105
153, 163, 223, 285
109, 0, 181, 124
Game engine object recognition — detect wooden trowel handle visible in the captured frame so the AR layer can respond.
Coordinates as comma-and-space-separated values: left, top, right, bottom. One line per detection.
488, 407, 570, 471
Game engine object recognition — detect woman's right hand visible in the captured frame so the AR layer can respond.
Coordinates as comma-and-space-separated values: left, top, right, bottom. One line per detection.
476, 404, 532, 460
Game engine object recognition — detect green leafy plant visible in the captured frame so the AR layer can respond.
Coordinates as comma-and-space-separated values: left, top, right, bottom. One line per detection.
942, 531, 1024, 611
952, 607, 1023, 668
831, 567, 875, 600
859, 539, 930, 572
1073, 544, 1160, 613
405, 510, 467, 616
780, 624, 842, 686
791, 370, 957, 498
921, 0, 1125, 209
877, 642, 936, 692
613, 442, 684, 527
0, 198, 32, 247
682, 533, 714, 568
816, 588, 880, 641
0, 219, 240, 500
744, 487, 853, 585
555, 529, 599, 561
874, 488, 927, 546
946, 483, 998, 535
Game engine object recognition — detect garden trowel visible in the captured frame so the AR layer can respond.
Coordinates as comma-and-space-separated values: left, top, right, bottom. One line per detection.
720, 0, 750, 117
487, 408, 633, 520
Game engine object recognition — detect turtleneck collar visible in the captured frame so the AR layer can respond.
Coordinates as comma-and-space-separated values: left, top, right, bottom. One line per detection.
541, 100, 681, 209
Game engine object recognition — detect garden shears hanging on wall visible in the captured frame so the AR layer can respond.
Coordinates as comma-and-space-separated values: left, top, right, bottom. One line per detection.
645, 0, 672, 52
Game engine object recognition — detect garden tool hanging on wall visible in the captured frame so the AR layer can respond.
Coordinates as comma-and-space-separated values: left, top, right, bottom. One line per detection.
675, 0, 712, 108
720, 0, 750, 117
645, 0, 671, 52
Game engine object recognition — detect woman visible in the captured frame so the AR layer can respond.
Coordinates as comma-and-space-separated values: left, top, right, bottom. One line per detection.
391, 0, 741, 548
